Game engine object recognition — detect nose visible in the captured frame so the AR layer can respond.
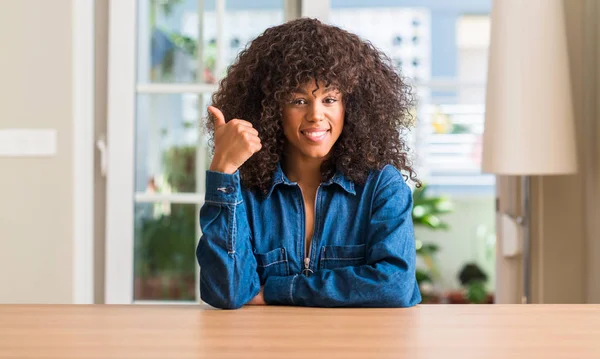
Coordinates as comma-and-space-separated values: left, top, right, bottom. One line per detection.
308, 102, 325, 123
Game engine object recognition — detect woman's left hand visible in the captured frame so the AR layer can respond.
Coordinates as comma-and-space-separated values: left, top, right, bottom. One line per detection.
248, 287, 266, 305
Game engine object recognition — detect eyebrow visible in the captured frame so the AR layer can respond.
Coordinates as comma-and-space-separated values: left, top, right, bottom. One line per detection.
292, 87, 340, 95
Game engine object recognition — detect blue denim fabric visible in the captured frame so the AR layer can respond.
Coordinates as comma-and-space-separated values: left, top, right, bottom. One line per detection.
196, 163, 421, 309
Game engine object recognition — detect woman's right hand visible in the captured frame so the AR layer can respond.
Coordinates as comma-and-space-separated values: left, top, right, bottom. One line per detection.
208, 106, 262, 174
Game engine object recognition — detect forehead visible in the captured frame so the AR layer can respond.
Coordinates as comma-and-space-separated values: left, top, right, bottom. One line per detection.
292, 81, 341, 95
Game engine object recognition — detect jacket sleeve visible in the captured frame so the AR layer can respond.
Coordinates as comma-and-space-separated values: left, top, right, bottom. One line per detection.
263, 166, 421, 307
196, 170, 260, 309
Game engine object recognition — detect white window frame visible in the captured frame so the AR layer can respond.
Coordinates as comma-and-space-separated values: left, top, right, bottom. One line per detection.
105, 0, 137, 304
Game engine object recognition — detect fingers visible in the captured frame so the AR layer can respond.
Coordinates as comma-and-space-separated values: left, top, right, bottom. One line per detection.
239, 126, 259, 137
242, 132, 262, 153
229, 119, 254, 128
249, 141, 263, 153
241, 131, 261, 144
208, 106, 226, 128
208, 106, 262, 156
208, 106, 255, 130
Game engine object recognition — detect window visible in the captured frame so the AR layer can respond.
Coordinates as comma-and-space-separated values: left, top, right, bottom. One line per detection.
420, 15, 493, 196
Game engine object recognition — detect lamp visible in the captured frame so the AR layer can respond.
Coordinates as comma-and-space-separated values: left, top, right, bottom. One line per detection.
481, 0, 578, 303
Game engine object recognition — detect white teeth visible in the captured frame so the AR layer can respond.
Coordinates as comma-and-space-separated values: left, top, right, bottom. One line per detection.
304, 131, 327, 137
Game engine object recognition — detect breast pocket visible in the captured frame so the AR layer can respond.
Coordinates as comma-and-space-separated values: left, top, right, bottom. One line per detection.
319, 244, 367, 270
255, 247, 289, 284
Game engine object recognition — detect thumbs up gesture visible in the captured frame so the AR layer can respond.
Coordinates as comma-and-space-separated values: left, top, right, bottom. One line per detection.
208, 106, 262, 174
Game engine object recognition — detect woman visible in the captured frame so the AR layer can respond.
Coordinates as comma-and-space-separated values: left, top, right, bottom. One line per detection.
196, 18, 421, 309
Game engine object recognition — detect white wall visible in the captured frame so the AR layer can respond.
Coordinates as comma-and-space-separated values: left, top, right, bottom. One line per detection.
0, 0, 74, 303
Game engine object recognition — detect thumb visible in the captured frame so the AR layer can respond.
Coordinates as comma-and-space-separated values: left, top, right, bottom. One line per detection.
208, 106, 226, 128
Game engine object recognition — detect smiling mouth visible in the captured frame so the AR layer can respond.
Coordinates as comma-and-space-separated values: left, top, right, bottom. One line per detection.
301, 129, 330, 142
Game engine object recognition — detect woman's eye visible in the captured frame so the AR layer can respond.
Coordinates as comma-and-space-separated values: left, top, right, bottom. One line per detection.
292, 99, 307, 105
324, 97, 337, 104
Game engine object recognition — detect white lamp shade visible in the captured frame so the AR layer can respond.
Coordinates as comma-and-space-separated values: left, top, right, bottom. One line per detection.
482, 0, 578, 175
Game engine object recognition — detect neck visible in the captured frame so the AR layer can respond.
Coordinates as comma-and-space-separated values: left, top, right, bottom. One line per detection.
283, 152, 324, 190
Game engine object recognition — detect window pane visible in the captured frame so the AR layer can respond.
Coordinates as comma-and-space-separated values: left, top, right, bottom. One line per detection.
135, 93, 211, 194
331, 8, 431, 83
134, 202, 198, 301
137, 0, 284, 84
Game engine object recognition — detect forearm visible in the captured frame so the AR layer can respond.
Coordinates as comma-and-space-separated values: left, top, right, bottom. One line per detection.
197, 233, 260, 309
196, 170, 260, 309
263, 261, 420, 308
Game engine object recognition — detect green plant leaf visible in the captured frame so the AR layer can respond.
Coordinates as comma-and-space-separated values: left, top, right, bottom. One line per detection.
163, 145, 196, 192
412, 205, 426, 218
417, 243, 440, 256
433, 197, 453, 213
416, 269, 432, 284
458, 262, 488, 286
466, 281, 488, 304
412, 183, 453, 231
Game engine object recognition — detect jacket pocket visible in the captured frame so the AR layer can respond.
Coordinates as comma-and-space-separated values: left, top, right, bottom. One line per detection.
255, 247, 289, 283
319, 244, 367, 270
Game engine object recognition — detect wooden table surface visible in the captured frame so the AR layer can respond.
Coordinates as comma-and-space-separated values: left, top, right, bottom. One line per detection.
1, 304, 599, 359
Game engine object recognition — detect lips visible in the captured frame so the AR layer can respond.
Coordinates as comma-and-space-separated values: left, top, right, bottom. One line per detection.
301, 129, 330, 143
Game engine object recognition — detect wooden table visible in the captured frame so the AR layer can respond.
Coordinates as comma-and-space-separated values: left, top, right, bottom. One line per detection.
1, 304, 599, 358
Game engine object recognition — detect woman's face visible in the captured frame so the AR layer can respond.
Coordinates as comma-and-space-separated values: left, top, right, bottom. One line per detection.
281, 81, 345, 162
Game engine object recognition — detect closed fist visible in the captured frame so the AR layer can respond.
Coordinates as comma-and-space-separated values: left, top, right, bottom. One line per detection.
208, 106, 262, 174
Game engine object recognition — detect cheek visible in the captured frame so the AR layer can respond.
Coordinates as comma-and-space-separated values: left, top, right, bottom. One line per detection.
281, 113, 298, 140
333, 108, 345, 131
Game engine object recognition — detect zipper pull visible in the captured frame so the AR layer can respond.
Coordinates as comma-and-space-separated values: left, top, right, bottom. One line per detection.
303, 257, 313, 276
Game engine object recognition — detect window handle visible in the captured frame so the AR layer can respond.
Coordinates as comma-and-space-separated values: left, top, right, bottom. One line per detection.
96, 135, 108, 177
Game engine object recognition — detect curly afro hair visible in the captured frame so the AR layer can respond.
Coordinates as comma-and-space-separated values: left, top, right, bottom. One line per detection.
206, 17, 419, 195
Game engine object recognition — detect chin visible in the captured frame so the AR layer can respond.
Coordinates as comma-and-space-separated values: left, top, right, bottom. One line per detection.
302, 148, 333, 159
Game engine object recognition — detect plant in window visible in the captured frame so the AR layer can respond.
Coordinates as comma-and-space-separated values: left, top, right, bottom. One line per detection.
148, 0, 217, 82
412, 183, 453, 302
448, 262, 493, 304
134, 145, 198, 301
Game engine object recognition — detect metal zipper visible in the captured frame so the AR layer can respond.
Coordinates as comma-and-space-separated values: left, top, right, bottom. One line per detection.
299, 185, 320, 277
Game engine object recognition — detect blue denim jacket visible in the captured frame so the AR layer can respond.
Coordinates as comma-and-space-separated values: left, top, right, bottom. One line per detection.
196, 164, 421, 309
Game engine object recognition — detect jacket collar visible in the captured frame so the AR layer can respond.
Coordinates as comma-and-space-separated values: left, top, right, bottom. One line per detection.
265, 163, 356, 198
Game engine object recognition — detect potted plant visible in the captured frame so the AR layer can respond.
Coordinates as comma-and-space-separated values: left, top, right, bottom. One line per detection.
412, 183, 453, 303
446, 262, 494, 304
